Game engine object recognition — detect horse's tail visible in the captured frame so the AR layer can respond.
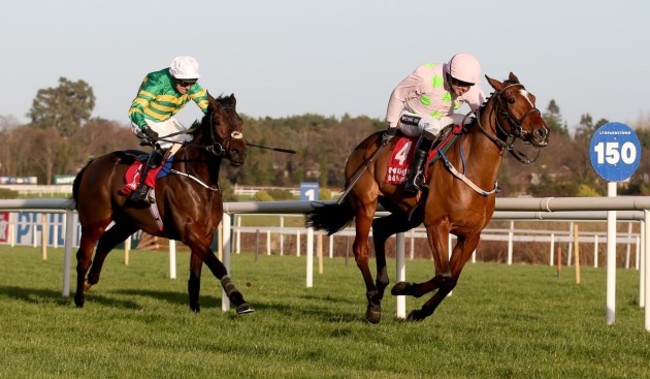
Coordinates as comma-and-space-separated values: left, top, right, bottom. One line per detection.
72, 159, 93, 210
305, 201, 355, 236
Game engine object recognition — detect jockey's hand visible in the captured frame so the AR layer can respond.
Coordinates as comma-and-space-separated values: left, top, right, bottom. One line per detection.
381, 127, 397, 146
141, 126, 159, 143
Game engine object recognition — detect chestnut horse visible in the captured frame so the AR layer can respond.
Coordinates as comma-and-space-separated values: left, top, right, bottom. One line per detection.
72, 94, 253, 314
306, 73, 549, 323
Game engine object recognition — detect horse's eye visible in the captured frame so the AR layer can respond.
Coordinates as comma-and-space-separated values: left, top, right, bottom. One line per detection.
507, 97, 515, 104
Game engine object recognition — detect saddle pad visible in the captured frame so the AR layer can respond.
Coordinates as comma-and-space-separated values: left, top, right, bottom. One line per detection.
385, 137, 417, 184
385, 124, 465, 185
118, 157, 173, 196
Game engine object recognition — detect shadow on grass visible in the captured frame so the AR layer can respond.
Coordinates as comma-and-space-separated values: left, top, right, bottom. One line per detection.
0, 285, 142, 309
113, 288, 365, 322
0, 284, 392, 324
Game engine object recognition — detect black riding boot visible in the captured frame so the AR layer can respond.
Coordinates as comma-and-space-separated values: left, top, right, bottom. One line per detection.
130, 149, 163, 206
404, 131, 435, 194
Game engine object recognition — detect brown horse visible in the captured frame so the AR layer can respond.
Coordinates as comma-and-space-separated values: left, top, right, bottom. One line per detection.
72, 94, 254, 314
306, 73, 549, 323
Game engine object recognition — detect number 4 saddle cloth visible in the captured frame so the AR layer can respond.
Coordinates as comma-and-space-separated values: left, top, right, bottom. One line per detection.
385, 124, 463, 185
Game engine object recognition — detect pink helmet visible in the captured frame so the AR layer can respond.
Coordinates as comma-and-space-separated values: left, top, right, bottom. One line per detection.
446, 53, 481, 84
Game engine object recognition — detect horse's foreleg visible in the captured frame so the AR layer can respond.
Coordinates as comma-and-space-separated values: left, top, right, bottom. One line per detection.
406, 234, 481, 322
188, 252, 202, 312
185, 228, 254, 315
196, 248, 254, 314
391, 218, 449, 299
87, 222, 139, 287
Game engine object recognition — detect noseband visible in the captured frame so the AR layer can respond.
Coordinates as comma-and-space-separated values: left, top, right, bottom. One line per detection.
477, 83, 543, 164
204, 111, 243, 159
495, 84, 541, 147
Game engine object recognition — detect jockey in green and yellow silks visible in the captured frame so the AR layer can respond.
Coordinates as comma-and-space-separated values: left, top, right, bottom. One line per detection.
127, 56, 210, 206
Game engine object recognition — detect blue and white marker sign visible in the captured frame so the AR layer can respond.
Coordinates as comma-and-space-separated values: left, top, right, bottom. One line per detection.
589, 122, 641, 182
300, 182, 319, 201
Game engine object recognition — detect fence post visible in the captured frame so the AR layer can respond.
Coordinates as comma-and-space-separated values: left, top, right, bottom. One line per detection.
594, 235, 599, 268
62, 209, 74, 297
222, 213, 232, 312
396, 232, 406, 319
549, 233, 555, 266
507, 220, 514, 265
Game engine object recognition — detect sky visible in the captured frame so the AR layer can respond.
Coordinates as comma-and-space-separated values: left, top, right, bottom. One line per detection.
2, 1, 649, 131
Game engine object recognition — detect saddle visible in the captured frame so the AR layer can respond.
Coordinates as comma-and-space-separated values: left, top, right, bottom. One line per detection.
385, 124, 464, 185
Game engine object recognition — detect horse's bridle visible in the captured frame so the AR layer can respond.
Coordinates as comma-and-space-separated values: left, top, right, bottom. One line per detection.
476, 83, 542, 164
205, 112, 244, 158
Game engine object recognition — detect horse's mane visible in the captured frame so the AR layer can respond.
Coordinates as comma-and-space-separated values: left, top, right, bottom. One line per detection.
463, 76, 518, 130
189, 94, 237, 130
480, 77, 517, 110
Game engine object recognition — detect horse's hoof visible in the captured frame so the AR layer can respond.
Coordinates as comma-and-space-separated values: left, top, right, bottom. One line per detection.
391, 281, 411, 296
74, 298, 84, 308
190, 305, 201, 313
236, 303, 255, 314
365, 308, 382, 324
406, 310, 425, 322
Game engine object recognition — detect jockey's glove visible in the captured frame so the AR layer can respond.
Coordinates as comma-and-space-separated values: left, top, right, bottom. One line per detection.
141, 126, 159, 143
381, 127, 397, 146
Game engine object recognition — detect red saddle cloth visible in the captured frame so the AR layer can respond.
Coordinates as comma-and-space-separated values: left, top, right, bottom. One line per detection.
385, 137, 418, 184
385, 125, 463, 185
118, 161, 164, 196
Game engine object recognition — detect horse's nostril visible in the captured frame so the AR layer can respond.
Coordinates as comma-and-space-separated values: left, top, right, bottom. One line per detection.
533, 128, 548, 139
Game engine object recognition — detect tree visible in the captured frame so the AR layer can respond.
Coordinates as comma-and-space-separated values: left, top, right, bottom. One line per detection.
27, 77, 95, 137
0, 114, 20, 132
542, 99, 569, 137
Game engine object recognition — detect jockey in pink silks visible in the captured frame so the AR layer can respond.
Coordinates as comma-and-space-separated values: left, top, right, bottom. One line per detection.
382, 53, 487, 193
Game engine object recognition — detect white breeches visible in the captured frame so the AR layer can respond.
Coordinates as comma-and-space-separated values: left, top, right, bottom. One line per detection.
397, 113, 470, 137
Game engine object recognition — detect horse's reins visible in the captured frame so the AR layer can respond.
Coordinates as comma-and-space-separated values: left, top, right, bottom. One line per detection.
148, 111, 237, 191
336, 144, 384, 205
152, 113, 235, 158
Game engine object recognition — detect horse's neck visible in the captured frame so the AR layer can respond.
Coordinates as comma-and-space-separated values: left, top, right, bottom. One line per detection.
456, 106, 505, 186
175, 144, 222, 185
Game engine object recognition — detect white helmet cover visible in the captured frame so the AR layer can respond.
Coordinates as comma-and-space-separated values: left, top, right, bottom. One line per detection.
169, 56, 200, 80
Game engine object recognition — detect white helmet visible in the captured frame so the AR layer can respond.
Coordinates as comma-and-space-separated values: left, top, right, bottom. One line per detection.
446, 53, 481, 84
169, 56, 200, 80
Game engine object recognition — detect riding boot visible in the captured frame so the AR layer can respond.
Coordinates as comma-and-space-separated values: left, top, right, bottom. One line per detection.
130, 149, 163, 206
404, 131, 436, 194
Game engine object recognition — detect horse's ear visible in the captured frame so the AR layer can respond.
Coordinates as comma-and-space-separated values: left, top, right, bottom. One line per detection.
508, 72, 520, 83
207, 93, 218, 110
229, 93, 236, 107
485, 75, 505, 91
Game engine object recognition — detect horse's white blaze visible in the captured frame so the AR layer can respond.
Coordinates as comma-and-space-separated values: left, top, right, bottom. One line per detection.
519, 89, 534, 107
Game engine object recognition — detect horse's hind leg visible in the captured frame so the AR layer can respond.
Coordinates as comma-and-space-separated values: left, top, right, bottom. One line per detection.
370, 212, 422, 322
74, 221, 110, 307
86, 222, 140, 288
348, 204, 383, 323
